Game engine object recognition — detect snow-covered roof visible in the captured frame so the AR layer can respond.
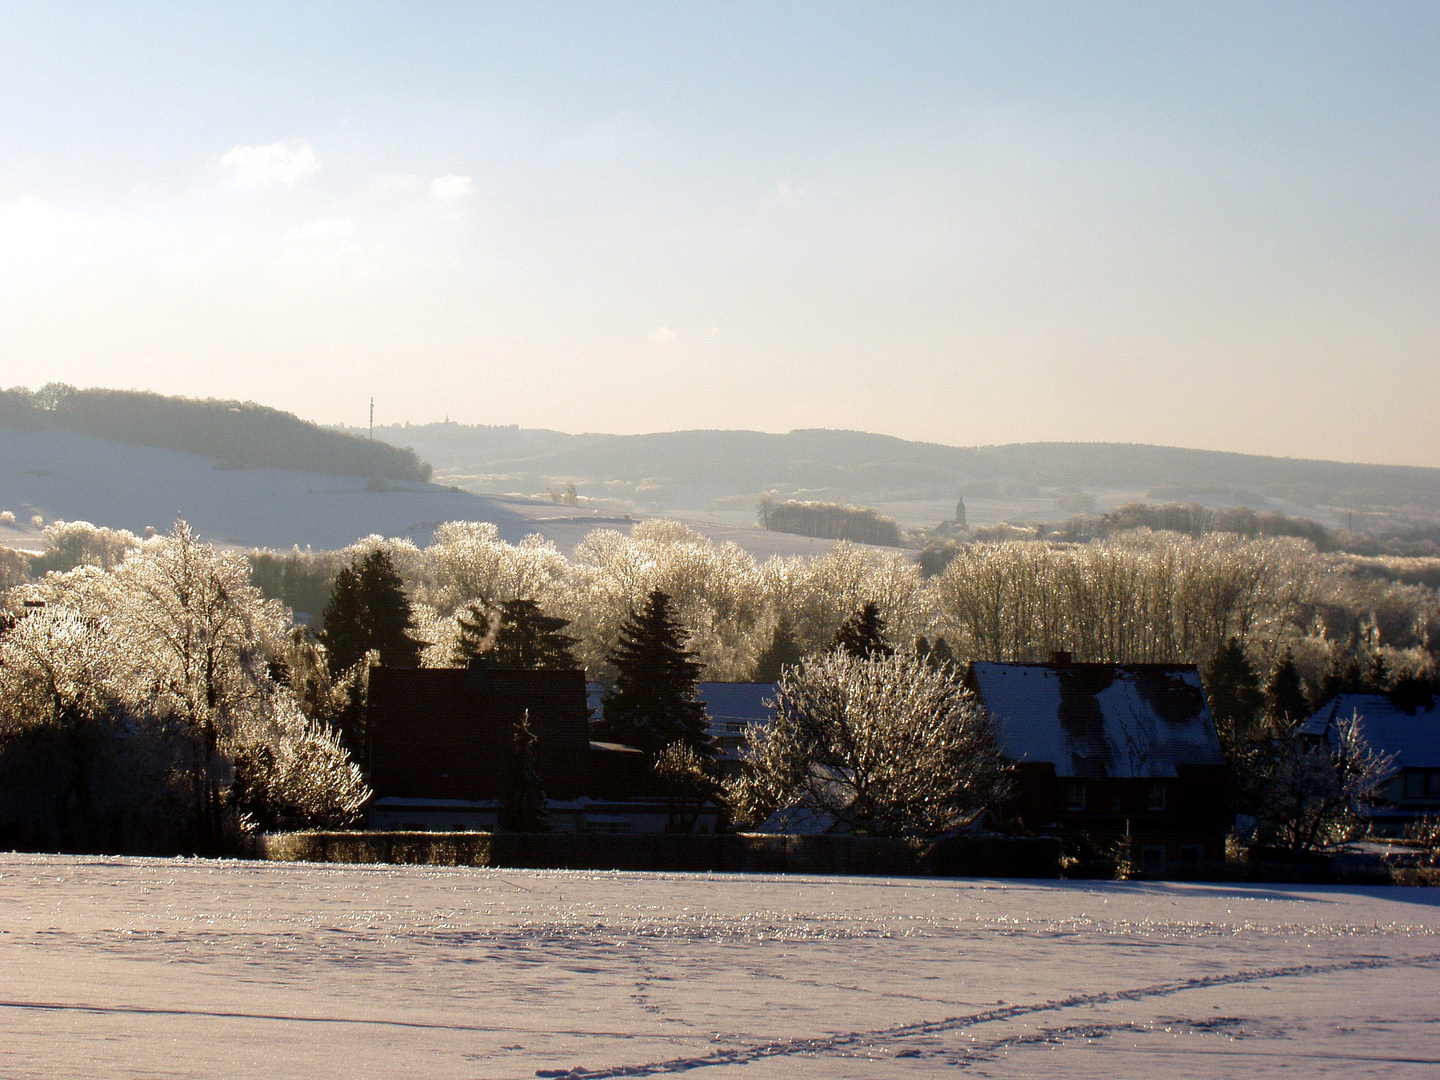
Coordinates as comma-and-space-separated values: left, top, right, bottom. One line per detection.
698, 683, 777, 727
967, 662, 1224, 779
1301, 693, 1440, 771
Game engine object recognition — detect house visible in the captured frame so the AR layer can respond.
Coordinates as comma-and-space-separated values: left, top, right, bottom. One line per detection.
1301, 687, 1440, 835
366, 660, 721, 833
964, 658, 1230, 868
698, 682, 776, 773
586, 681, 777, 773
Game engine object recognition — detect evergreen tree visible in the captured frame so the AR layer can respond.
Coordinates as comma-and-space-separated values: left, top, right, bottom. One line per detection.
833, 602, 893, 660
320, 549, 422, 675
319, 565, 367, 674
596, 590, 711, 757
491, 599, 579, 669
752, 618, 802, 682
498, 710, 548, 832
451, 602, 493, 664
1204, 636, 1264, 756
1364, 650, 1391, 692
1265, 648, 1310, 726
916, 635, 956, 671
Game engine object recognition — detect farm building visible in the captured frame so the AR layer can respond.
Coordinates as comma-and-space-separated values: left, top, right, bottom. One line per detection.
366, 660, 721, 833
964, 657, 1230, 868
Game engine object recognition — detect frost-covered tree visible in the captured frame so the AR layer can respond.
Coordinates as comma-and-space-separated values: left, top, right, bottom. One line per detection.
729, 650, 1011, 837
230, 697, 369, 832
596, 589, 711, 757
1241, 710, 1392, 853
109, 523, 287, 848
1, 523, 370, 851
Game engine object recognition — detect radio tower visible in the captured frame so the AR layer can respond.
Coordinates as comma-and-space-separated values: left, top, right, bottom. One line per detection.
369, 397, 374, 440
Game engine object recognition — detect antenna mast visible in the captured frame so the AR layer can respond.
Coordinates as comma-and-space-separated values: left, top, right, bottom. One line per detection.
369, 397, 374, 440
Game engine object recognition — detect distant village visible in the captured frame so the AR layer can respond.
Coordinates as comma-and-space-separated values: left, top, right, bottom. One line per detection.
2, 511, 1437, 882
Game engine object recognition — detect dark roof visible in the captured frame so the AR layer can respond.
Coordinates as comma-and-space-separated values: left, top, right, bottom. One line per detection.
967, 661, 1224, 778
1301, 693, 1440, 773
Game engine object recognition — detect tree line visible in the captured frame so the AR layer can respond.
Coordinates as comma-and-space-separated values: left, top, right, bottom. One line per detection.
1, 385, 431, 481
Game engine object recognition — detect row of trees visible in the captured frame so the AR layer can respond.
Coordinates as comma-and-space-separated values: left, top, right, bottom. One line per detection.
10, 516, 1436, 699
758, 498, 904, 547
2, 519, 1411, 852
0, 525, 370, 853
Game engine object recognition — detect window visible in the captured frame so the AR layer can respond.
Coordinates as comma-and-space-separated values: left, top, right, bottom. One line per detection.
1141, 845, 1166, 870
1147, 783, 1167, 811
1065, 783, 1086, 811
1430, 771, 1440, 799
1178, 845, 1203, 865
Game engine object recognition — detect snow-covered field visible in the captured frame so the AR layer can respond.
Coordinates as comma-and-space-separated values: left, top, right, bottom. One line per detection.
0, 424, 852, 558
3, 854, 1438, 1079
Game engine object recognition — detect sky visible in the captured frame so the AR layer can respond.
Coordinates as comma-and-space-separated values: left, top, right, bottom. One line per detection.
0, 2, 1436, 466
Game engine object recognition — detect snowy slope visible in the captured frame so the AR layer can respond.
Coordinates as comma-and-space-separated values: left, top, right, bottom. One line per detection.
0, 423, 852, 557
2, 854, 1438, 1079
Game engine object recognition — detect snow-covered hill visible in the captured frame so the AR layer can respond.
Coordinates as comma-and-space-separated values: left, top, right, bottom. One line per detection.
0, 423, 852, 558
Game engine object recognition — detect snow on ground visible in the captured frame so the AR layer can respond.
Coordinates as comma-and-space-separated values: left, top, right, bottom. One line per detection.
3, 855, 1438, 1079
0, 424, 848, 558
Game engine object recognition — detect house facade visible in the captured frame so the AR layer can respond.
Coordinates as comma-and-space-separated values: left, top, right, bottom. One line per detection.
965, 659, 1230, 868
366, 661, 721, 833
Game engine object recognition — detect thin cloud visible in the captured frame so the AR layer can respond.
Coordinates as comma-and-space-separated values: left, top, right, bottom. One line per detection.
649, 326, 677, 344
219, 140, 319, 187
429, 175, 474, 201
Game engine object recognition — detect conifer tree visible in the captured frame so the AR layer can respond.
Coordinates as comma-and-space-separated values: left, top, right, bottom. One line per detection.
833, 602, 893, 660
752, 618, 803, 682
451, 602, 493, 664
596, 590, 711, 757
320, 549, 422, 674
491, 599, 579, 669
1204, 636, 1264, 755
498, 710, 548, 832
1265, 648, 1310, 726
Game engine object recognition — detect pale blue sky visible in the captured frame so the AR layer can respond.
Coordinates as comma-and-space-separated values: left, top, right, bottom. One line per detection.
1, 2, 1436, 465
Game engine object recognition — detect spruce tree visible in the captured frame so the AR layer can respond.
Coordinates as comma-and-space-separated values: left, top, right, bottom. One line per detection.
498, 710, 548, 832
1265, 648, 1310, 726
596, 590, 711, 757
319, 565, 367, 674
752, 617, 802, 682
491, 599, 579, 669
451, 602, 493, 664
1204, 636, 1264, 755
320, 549, 422, 675
833, 602, 893, 660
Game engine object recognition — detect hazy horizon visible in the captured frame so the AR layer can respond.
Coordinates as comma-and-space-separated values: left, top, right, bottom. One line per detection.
2, 3, 1436, 468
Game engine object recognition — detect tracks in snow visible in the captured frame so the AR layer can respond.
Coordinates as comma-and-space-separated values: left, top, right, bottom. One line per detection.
536, 950, 1440, 1078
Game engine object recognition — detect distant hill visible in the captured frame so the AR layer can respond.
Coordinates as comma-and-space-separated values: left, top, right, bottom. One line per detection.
358, 422, 1440, 533
2, 386, 430, 481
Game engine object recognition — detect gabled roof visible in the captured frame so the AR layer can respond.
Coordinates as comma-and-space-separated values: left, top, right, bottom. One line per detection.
1301, 692, 1440, 772
967, 662, 1224, 778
